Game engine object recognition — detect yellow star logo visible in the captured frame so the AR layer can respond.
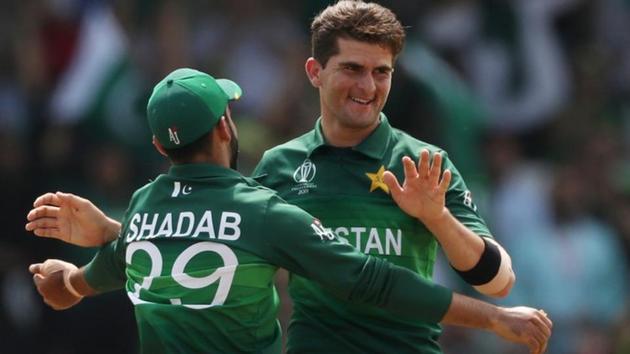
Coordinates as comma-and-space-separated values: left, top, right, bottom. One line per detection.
366, 165, 390, 194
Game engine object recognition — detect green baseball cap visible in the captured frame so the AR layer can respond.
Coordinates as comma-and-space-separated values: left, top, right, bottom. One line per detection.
147, 68, 242, 149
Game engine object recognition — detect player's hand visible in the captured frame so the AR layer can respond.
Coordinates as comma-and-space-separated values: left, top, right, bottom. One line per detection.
29, 259, 83, 310
383, 149, 451, 223
25, 192, 120, 247
492, 306, 552, 354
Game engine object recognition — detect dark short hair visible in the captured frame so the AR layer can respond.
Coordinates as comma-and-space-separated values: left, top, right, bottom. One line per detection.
164, 131, 213, 164
311, 0, 405, 67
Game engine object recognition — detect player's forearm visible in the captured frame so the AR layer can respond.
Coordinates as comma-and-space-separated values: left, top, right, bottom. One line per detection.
441, 293, 500, 329
347, 257, 453, 323
422, 209, 485, 270
424, 211, 515, 297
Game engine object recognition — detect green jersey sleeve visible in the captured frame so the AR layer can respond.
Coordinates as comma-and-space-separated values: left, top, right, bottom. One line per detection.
83, 239, 126, 293
442, 151, 492, 238
259, 196, 453, 323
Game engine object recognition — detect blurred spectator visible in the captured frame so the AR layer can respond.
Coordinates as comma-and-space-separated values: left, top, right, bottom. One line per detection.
484, 135, 629, 353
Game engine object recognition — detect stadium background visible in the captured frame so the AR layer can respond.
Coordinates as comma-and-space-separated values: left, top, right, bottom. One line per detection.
0, 0, 629, 353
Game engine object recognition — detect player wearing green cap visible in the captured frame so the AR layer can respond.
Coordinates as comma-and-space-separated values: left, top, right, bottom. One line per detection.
28, 68, 551, 354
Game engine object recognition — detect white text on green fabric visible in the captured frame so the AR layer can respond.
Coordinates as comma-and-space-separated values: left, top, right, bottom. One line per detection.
334, 227, 402, 256
125, 211, 241, 242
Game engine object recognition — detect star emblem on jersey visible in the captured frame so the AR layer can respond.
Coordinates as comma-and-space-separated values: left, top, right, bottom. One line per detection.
366, 165, 390, 194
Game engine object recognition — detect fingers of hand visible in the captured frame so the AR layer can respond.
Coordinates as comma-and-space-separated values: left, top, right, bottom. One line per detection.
27, 205, 60, 222
382, 171, 403, 197
33, 193, 60, 208
519, 316, 548, 354
429, 152, 443, 184
528, 337, 541, 354
417, 149, 430, 177
533, 314, 552, 338
402, 156, 419, 180
29, 263, 42, 274
41, 259, 73, 275
32, 273, 45, 287
439, 169, 451, 194
33, 227, 62, 240
25, 217, 59, 232
56, 191, 83, 207
530, 323, 547, 353
537, 310, 553, 328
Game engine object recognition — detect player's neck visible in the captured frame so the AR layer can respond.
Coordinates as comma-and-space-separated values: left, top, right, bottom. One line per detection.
320, 116, 380, 148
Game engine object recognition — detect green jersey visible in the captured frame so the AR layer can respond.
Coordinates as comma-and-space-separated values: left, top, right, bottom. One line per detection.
253, 115, 491, 354
83, 163, 452, 354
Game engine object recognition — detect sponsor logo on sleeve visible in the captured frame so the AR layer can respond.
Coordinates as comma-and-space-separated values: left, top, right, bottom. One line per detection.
310, 219, 336, 241
463, 190, 478, 211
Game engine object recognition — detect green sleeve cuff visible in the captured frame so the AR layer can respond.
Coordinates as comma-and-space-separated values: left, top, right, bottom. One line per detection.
386, 265, 454, 323
83, 241, 126, 293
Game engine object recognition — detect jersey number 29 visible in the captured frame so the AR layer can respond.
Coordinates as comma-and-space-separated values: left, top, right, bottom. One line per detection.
126, 241, 238, 309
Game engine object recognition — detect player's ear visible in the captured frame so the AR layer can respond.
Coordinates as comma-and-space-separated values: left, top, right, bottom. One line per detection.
305, 57, 323, 87
215, 116, 231, 142
152, 136, 168, 157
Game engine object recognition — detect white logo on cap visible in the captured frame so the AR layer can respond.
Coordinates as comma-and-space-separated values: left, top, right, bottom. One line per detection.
293, 159, 316, 183
169, 127, 181, 145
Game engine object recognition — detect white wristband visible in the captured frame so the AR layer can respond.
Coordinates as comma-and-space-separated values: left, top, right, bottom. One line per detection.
63, 270, 83, 298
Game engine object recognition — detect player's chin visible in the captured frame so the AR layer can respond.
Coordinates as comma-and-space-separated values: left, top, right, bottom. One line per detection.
343, 109, 380, 127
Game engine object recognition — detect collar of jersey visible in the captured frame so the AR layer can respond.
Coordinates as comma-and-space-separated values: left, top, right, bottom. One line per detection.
304, 113, 392, 160
168, 163, 243, 179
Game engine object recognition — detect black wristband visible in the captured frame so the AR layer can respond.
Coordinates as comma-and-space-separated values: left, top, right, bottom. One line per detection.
452, 237, 501, 286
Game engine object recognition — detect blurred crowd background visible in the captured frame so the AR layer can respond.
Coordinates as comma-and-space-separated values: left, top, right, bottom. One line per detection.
1, 0, 629, 353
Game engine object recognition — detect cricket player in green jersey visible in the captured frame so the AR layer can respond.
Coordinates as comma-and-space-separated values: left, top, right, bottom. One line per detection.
27, 68, 551, 353
251, 1, 518, 353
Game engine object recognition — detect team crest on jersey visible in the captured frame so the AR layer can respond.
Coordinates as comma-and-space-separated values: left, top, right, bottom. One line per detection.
365, 165, 390, 194
291, 159, 317, 195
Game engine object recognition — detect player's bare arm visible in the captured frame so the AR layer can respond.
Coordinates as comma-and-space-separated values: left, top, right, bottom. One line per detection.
383, 149, 515, 297
442, 294, 552, 354
25, 192, 120, 247
29, 259, 96, 310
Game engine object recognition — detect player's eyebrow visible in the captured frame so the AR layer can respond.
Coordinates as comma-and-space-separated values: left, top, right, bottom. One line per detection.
375, 65, 393, 73
337, 61, 393, 72
338, 61, 364, 70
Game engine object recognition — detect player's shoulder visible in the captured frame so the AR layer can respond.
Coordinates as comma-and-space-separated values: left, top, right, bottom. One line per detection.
390, 127, 447, 157
236, 176, 311, 223
128, 176, 162, 201
259, 130, 315, 163
236, 175, 293, 206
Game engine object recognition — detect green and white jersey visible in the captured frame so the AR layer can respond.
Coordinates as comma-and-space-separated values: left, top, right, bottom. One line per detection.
253, 115, 491, 354
83, 163, 452, 354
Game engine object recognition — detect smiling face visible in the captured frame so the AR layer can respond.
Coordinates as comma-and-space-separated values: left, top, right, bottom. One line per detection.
306, 37, 394, 144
